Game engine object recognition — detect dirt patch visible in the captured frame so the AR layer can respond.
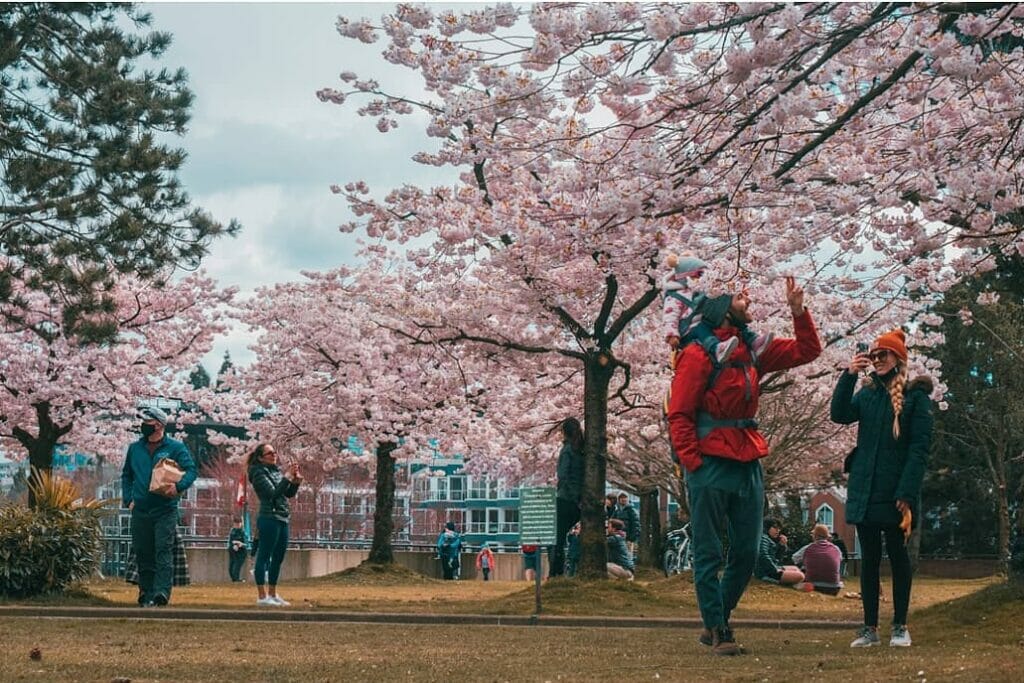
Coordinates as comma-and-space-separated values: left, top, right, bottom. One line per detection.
311, 561, 435, 586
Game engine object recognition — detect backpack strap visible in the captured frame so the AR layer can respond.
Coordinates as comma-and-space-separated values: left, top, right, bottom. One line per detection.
695, 412, 759, 439
696, 355, 759, 438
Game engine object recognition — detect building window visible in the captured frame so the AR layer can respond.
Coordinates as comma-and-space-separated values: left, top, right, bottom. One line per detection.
469, 509, 487, 534
487, 509, 500, 534
468, 476, 488, 500
815, 504, 834, 531
450, 476, 466, 501
501, 509, 519, 533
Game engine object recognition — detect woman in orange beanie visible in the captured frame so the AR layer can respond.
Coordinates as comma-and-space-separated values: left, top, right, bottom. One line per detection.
830, 329, 934, 649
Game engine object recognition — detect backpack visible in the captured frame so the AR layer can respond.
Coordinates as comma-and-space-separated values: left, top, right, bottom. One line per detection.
664, 289, 707, 342
662, 340, 760, 444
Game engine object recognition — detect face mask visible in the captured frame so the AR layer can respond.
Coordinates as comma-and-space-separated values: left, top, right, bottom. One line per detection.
140, 423, 157, 438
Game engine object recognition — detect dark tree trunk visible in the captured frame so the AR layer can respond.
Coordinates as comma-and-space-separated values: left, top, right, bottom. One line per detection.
637, 488, 662, 568
13, 401, 70, 508
578, 352, 614, 579
367, 441, 398, 565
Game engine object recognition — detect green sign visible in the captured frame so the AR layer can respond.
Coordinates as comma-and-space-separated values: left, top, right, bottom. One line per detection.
519, 486, 557, 546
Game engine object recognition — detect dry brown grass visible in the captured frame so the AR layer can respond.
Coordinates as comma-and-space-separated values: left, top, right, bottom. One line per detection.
76, 571, 1001, 621
1, 581, 1022, 682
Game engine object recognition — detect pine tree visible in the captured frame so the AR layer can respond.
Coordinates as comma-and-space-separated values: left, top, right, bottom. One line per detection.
188, 363, 211, 390
0, 3, 239, 338
922, 252, 1024, 570
215, 351, 233, 389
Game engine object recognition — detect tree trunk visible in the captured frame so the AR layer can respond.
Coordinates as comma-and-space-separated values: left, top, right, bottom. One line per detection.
577, 352, 614, 579
996, 483, 1011, 572
367, 441, 398, 565
637, 487, 662, 568
13, 401, 70, 508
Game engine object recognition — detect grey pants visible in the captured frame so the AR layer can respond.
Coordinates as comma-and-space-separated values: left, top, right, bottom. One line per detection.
131, 508, 177, 602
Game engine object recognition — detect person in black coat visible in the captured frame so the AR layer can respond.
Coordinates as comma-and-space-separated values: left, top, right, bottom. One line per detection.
247, 443, 302, 606
550, 417, 584, 577
227, 517, 248, 582
831, 532, 849, 577
831, 329, 933, 648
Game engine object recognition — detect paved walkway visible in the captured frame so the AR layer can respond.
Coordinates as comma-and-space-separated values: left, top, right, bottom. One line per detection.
0, 605, 860, 630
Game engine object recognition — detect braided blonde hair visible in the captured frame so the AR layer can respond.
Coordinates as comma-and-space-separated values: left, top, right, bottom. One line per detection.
888, 361, 908, 439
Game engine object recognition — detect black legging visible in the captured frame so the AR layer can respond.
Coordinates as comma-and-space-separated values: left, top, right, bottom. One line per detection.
857, 522, 913, 626
254, 517, 289, 586
549, 497, 580, 577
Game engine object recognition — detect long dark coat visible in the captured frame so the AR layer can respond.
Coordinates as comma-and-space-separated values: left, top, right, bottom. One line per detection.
830, 371, 934, 525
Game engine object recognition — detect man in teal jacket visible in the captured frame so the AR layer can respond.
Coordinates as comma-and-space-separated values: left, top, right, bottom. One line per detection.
120, 406, 197, 606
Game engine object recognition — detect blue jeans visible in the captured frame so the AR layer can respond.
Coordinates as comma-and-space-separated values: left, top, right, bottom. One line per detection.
254, 517, 289, 586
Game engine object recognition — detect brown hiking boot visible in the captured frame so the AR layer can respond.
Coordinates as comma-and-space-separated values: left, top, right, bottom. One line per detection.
699, 628, 713, 646
711, 626, 742, 656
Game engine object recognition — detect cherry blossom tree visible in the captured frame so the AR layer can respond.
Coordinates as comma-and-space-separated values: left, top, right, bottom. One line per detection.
207, 261, 498, 564
317, 3, 1024, 576
0, 264, 233, 506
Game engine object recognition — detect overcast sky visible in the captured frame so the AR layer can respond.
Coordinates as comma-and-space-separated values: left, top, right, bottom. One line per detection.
143, 3, 457, 371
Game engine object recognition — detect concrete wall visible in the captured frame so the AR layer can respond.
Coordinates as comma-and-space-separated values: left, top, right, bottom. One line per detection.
185, 548, 547, 584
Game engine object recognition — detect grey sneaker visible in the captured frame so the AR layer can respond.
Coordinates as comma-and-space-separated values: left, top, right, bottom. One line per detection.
715, 336, 739, 365
890, 624, 912, 647
850, 626, 881, 647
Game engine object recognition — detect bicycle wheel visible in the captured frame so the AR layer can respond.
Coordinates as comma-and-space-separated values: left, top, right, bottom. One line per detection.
663, 546, 679, 576
680, 539, 693, 572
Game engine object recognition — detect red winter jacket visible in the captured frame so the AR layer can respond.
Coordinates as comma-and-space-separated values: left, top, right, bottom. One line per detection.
666, 310, 822, 473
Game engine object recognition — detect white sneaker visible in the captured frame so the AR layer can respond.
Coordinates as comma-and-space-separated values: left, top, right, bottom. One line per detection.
256, 597, 276, 607
270, 596, 290, 606
850, 626, 880, 647
890, 625, 912, 647
715, 336, 738, 364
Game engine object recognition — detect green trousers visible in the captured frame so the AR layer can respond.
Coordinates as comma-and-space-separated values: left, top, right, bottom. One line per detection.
686, 456, 764, 629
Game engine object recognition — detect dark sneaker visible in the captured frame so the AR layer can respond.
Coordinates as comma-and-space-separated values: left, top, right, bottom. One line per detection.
699, 628, 713, 647
152, 594, 168, 607
712, 626, 742, 656
850, 625, 881, 647
137, 593, 147, 607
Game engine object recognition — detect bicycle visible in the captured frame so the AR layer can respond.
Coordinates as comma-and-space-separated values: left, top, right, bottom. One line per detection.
662, 523, 693, 576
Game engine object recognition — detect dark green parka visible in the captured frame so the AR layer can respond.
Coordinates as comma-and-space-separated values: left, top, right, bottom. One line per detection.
830, 370, 934, 525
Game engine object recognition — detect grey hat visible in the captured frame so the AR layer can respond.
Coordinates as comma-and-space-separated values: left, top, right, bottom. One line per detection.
700, 294, 734, 329
138, 406, 169, 425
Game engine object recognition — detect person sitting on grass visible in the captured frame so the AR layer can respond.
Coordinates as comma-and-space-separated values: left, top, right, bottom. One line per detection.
755, 518, 804, 586
792, 524, 844, 595
606, 518, 635, 581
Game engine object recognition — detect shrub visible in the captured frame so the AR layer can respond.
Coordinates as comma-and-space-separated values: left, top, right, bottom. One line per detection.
0, 470, 110, 597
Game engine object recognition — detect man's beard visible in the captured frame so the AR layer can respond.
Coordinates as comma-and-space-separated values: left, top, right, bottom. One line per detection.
727, 309, 753, 325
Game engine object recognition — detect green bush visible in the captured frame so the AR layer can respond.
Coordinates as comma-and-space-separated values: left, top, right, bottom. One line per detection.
0, 504, 104, 597
0, 469, 110, 597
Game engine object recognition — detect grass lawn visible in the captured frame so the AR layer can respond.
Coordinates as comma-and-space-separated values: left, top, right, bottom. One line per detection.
40, 565, 1001, 621
1, 570, 1022, 682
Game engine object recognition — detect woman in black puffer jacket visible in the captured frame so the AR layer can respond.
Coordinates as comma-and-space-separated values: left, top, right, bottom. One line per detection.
247, 443, 302, 606
831, 329, 933, 649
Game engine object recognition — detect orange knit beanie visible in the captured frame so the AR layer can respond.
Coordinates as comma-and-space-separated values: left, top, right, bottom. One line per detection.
873, 329, 908, 362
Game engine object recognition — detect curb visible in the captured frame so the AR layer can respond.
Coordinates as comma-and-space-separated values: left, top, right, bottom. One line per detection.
0, 606, 861, 630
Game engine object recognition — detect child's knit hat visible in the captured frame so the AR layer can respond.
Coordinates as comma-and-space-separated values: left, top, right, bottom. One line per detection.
666, 253, 708, 279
